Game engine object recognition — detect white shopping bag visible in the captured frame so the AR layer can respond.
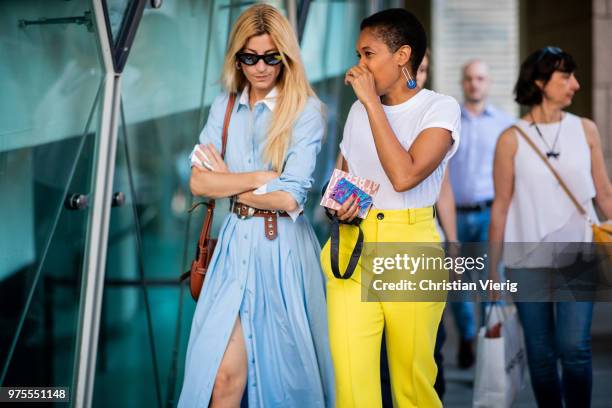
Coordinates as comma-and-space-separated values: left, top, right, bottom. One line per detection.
473, 304, 526, 408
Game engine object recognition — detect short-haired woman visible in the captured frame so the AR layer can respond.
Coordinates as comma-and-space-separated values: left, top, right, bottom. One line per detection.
321, 9, 461, 407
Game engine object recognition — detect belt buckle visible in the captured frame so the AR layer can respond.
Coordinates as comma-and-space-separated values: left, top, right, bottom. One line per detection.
238, 204, 255, 220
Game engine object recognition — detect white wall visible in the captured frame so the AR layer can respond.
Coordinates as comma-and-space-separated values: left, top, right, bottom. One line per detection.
432, 0, 520, 117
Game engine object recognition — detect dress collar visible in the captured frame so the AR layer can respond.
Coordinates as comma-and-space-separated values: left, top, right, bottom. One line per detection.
238, 85, 278, 111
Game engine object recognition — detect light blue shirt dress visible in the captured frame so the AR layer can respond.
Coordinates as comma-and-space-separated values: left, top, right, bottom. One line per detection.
178, 90, 335, 408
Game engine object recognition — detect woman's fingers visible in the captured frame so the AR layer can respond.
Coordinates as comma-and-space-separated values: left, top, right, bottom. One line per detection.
338, 194, 361, 222
346, 195, 361, 221
344, 65, 360, 85
194, 151, 213, 170
195, 145, 213, 165
206, 143, 224, 163
201, 144, 220, 167
200, 143, 229, 172
194, 150, 206, 164
336, 194, 355, 218
351, 65, 368, 79
344, 71, 353, 85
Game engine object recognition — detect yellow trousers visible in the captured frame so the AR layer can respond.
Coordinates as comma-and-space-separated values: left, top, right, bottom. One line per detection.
321, 208, 445, 408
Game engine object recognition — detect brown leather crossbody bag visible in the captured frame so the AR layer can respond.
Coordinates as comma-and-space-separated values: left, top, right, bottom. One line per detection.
181, 93, 236, 301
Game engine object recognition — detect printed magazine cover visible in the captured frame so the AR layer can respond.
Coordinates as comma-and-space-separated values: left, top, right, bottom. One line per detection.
320, 168, 380, 219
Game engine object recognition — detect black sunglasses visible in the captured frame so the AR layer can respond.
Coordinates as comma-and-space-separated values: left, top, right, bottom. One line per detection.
236, 52, 282, 66
535, 46, 563, 64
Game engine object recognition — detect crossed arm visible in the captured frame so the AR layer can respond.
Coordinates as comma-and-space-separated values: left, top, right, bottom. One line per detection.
189, 143, 299, 212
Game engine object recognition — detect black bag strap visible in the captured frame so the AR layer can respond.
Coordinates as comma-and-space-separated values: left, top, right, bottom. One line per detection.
330, 216, 363, 279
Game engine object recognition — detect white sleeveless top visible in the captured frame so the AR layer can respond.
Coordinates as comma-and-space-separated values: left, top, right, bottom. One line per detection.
340, 89, 461, 209
503, 112, 597, 268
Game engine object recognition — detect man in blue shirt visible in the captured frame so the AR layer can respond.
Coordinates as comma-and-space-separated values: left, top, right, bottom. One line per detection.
448, 60, 514, 368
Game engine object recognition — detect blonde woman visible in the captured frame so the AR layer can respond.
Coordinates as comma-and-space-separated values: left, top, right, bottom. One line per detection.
179, 5, 334, 407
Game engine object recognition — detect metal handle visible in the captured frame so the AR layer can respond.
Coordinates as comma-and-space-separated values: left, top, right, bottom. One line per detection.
112, 192, 126, 208
18, 11, 93, 32
65, 194, 89, 211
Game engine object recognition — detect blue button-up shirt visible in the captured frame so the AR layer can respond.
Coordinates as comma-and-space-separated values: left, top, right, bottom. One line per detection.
449, 104, 514, 205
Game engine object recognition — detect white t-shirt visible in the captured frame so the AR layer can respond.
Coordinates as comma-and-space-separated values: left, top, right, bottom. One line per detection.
339, 89, 461, 209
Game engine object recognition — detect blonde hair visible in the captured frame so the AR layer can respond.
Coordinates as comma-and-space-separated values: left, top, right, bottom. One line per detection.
222, 4, 316, 171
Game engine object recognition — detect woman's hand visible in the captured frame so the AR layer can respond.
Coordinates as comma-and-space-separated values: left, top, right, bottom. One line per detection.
195, 143, 229, 172
344, 65, 379, 107
487, 264, 502, 302
332, 194, 361, 223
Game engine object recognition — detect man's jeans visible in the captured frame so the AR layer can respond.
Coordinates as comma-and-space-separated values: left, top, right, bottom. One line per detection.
450, 207, 491, 340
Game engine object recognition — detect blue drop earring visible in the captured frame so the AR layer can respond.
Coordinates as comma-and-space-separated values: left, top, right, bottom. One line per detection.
402, 66, 417, 89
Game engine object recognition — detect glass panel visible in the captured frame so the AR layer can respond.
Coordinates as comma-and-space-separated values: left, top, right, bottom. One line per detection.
300, 0, 371, 241
93, 0, 218, 405
0, 0, 104, 389
103, 0, 133, 45
92, 0, 288, 405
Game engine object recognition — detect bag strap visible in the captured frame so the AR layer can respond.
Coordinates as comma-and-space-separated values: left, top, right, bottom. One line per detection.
192, 93, 236, 261
221, 93, 236, 159
483, 302, 508, 327
330, 216, 363, 279
206, 92, 236, 211
512, 125, 590, 220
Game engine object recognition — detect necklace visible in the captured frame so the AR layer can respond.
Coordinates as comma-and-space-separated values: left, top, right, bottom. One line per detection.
529, 111, 563, 159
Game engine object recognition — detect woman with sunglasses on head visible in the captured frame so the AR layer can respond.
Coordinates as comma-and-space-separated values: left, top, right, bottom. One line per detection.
488, 47, 612, 407
320, 9, 460, 407
179, 5, 334, 408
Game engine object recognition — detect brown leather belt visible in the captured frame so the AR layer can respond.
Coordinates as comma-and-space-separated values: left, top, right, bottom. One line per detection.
230, 200, 297, 240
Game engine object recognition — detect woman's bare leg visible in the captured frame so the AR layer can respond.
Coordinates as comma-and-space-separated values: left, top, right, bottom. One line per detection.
210, 318, 247, 408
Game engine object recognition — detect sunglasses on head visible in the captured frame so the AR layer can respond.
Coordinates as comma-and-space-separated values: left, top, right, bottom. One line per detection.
535, 46, 563, 64
236, 52, 282, 66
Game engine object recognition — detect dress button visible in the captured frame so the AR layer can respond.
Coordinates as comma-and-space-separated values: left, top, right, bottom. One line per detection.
377, 212, 384, 220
